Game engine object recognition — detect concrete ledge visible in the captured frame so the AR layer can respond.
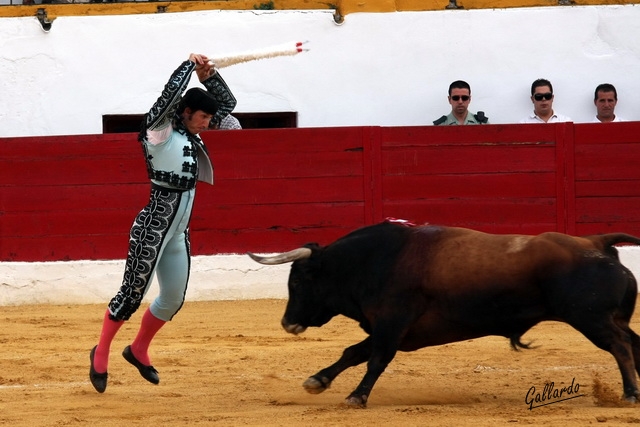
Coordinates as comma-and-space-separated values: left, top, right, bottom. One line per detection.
0, 254, 291, 306
2, 247, 640, 306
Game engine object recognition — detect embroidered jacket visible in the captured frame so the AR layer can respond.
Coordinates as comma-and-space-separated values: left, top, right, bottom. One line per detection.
139, 60, 236, 189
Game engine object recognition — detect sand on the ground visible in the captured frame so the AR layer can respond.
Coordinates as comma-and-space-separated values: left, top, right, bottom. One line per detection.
0, 299, 638, 426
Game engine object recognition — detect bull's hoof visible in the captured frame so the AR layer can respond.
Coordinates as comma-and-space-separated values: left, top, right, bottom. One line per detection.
623, 394, 638, 403
345, 394, 367, 408
303, 375, 331, 394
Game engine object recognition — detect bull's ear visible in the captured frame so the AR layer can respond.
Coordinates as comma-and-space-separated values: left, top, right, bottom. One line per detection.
247, 248, 312, 265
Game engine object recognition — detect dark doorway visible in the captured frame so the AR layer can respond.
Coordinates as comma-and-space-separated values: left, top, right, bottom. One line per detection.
103, 112, 298, 133
232, 112, 297, 129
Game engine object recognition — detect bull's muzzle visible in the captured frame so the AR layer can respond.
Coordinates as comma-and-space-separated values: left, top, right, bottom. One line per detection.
281, 317, 307, 335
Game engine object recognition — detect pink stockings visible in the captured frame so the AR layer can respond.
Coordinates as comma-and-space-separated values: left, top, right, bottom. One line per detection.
92, 310, 123, 373
93, 307, 166, 373
130, 308, 166, 366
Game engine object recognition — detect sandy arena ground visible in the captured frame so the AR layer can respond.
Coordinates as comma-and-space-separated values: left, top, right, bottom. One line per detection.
1, 299, 640, 426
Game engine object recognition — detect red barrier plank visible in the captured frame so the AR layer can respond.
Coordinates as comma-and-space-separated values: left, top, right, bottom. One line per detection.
1, 157, 146, 186
380, 124, 557, 146
199, 176, 364, 205
576, 180, 640, 197
383, 198, 557, 228
573, 122, 640, 144
213, 150, 363, 179
203, 127, 368, 153
576, 197, 640, 222
193, 203, 365, 230
575, 143, 640, 181
383, 173, 556, 200
382, 145, 556, 175
1, 210, 136, 238
0, 234, 128, 262
1, 184, 148, 212
191, 226, 359, 255
575, 222, 640, 236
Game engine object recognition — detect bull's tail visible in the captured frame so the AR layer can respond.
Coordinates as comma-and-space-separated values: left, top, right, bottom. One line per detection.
509, 334, 535, 351
588, 233, 640, 248
584, 233, 640, 259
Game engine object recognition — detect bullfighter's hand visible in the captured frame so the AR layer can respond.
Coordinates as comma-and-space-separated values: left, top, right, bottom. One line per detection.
189, 53, 214, 81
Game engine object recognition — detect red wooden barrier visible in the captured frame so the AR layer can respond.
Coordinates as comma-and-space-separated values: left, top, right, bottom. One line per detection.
378, 124, 562, 234
2, 122, 640, 262
573, 122, 640, 235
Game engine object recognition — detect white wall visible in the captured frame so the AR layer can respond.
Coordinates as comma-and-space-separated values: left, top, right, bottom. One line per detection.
2, 6, 640, 305
0, 255, 291, 305
1, 6, 640, 137
2, 248, 640, 305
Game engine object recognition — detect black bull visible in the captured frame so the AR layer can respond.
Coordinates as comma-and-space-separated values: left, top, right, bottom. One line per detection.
248, 221, 640, 407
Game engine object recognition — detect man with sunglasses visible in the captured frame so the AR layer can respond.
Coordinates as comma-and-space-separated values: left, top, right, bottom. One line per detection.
433, 80, 489, 125
520, 79, 572, 123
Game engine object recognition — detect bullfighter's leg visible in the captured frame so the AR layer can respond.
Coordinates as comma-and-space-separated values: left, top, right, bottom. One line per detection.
303, 337, 372, 395
571, 317, 639, 402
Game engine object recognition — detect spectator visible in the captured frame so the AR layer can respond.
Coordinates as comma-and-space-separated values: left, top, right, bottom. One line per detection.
433, 80, 488, 125
218, 114, 242, 130
520, 79, 572, 123
593, 83, 624, 122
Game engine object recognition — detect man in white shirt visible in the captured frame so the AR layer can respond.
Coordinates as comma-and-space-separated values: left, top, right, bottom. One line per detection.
219, 114, 243, 129
593, 83, 625, 123
520, 79, 572, 123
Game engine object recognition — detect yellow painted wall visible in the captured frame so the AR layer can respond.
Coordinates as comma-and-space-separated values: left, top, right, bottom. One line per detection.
0, 0, 638, 20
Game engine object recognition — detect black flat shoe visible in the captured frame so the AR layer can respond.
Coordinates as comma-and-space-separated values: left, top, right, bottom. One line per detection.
122, 345, 160, 385
89, 345, 108, 393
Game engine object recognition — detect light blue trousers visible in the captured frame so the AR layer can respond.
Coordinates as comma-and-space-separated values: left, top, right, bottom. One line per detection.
109, 185, 195, 322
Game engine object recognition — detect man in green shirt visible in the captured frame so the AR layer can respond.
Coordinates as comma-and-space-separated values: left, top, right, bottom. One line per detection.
433, 80, 488, 125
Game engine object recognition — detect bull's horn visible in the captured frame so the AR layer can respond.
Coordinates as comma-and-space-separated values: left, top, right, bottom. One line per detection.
247, 248, 312, 265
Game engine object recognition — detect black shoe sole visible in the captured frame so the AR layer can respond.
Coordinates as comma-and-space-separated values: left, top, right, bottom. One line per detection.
89, 345, 108, 393
122, 345, 160, 385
